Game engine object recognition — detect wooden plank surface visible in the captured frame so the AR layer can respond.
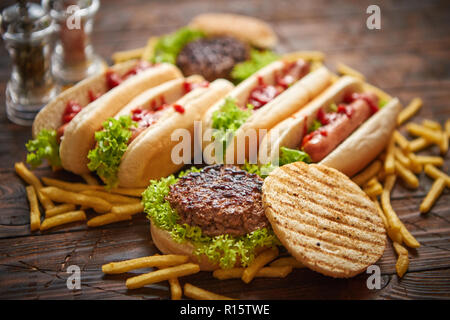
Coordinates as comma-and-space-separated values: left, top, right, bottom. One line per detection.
0, 0, 449, 299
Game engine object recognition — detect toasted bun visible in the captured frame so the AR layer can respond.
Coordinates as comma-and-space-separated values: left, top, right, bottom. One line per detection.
201, 61, 332, 164
258, 76, 402, 177
32, 60, 138, 138
150, 223, 220, 271
189, 13, 277, 49
262, 162, 387, 278
117, 79, 234, 187
59, 63, 182, 174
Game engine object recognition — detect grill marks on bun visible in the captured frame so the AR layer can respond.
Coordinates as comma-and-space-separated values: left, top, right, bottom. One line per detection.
262, 162, 386, 278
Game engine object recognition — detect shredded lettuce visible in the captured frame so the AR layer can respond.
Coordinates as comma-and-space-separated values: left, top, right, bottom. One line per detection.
308, 119, 323, 133
231, 49, 280, 83
379, 99, 388, 108
87, 116, 137, 189
211, 98, 253, 156
241, 162, 277, 179
279, 146, 311, 166
142, 167, 280, 269
26, 129, 61, 168
152, 27, 205, 65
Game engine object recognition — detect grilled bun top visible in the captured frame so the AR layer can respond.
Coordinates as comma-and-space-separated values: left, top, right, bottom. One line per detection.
262, 161, 387, 278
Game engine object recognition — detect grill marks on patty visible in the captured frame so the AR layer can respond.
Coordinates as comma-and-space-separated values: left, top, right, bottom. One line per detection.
176, 36, 249, 81
165, 165, 269, 237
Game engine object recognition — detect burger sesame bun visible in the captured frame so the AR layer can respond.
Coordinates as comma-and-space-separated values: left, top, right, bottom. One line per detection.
201, 60, 332, 164
117, 79, 234, 187
32, 59, 138, 138
59, 63, 182, 175
150, 223, 220, 271
258, 76, 401, 177
189, 13, 278, 49
262, 162, 387, 278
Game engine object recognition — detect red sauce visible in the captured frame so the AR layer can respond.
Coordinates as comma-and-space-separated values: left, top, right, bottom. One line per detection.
106, 61, 153, 90
183, 80, 209, 93
344, 92, 379, 115
247, 76, 282, 110
129, 104, 170, 142
88, 90, 101, 102
173, 104, 185, 114
62, 100, 82, 124
276, 60, 310, 89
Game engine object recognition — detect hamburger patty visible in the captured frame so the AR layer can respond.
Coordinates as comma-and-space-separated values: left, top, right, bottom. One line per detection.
176, 36, 249, 81
166, 165, 269, 237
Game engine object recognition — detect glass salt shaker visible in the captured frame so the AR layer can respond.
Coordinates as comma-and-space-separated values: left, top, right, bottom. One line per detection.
42, 0, 104, 85
1, 0, 59, 125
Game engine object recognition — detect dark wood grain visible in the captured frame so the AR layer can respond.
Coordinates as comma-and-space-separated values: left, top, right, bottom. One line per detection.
0, 0, 449, 300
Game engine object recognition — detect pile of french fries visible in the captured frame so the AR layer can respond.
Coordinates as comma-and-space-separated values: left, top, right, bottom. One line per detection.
350, 96, 449, 278
102, 248, 304, 300
15, 162, 145, 231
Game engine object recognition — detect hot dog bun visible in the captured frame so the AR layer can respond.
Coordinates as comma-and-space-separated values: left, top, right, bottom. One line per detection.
201, 60, 332, 164
189, 13, 278, 49
118, 79, 234, 187
32, 60, 138, 138
60, 63, 182, 175
258, 76, 402, 177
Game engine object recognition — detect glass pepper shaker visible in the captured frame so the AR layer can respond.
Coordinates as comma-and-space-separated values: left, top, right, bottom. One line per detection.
42, 0, 104, 85
1, 0, 59, 125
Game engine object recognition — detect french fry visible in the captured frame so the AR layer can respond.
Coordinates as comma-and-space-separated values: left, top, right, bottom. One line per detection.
169, 278, 182, 300
242, 247, 279, 284
111, 202, 144, 216
184, 283, 234, 300
45, 203, 76, 218
406, 123, 443, 145
213, 266, 293, 280
363, 182, 383, 198
87, 213, 131, 227
81, 173, 99, 185
141, 37, 158, 62
112, 47, 145, 64
420, 178, 446, 213
15, 162, 54, 210
372, 198, 389, 230
126, 263, 200, 289
397, 98, 422, 125
394, 148, 411, 168
40, 187, 112, 213
102, 254, 189, 274
414, 155, 444, 167
352, 160, 382, 186
42, 177, 100, 192
384, 137, 396, 175
395, 254, 409, 278
393, 242, 408, 256
40, 210, 86, 231
336, 62, 365, 80
446, 119, 450, 136
270, 256, 305, 268
109, 188, 145, 197
381, 175, 402, 232
399, 222, 420, 248
394, 161, 419, 189
393, 130, 410, 152
282, 50, 325, 62
26, 186, 41, 231
422, 119, 442, 131
81, 190, 140, 204
409, 137, 431, 153
424, 164, 450, 187
406, 152, 423, 174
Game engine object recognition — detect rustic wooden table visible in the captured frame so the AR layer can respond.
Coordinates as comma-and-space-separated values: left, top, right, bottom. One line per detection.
0, 0, 449, 300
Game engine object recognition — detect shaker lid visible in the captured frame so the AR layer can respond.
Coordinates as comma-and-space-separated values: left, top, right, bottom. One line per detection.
1, 1, 52, 36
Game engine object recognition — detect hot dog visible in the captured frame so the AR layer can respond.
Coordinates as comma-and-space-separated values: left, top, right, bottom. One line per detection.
258, 76, 402, 177
27, 60, 182, 171
200, 58, 333, 164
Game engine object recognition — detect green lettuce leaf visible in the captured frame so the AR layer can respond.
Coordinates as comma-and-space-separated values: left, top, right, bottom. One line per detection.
211, 98, 253, 157
87, 116, 137, 189
152, 27, 205, 64
279, 146, 311, 166
26, 129, 61, 168
308, 119, 322, 133
231, 49, 280, 83
142, 167, 280, 269
241, 162, 277, 179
